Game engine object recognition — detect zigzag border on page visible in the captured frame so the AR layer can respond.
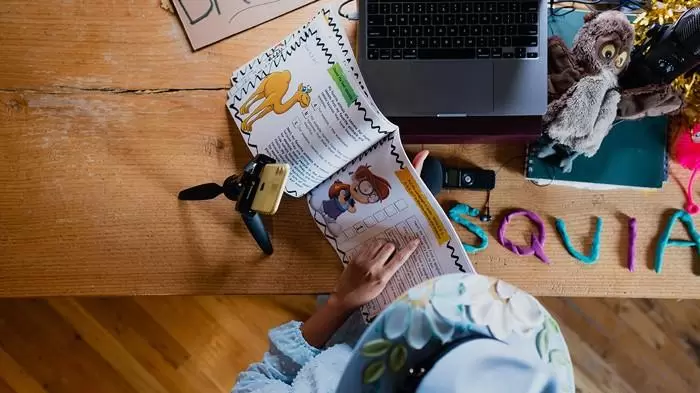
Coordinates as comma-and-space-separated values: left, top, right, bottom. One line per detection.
353, 100, 392, 138
285, 187, 298, 197
228, 27, 316, 109
314, 36, 335, 66
304, 137, 401, 264
335, 134, 393, 175
321, 9, 350, 58
445, 240, 466, 272
321, 9, 370, 97
309, 205, 348, 263
228, 90, 261, 153
388, 139, 406, 170
231, 23, 313, 84
227, 27, 318, 152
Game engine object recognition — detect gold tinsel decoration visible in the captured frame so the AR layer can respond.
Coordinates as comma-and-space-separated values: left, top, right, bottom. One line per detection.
634, 0, 699, 127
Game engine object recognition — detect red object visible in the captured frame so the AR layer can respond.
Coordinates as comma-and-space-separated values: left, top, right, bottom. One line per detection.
673, 124, 700, 214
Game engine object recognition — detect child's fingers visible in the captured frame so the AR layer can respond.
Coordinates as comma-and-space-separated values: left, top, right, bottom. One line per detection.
361, 239, 388, 261
383, 239, 420, 278
411, 150, 430, 175
372, 242, 397, 264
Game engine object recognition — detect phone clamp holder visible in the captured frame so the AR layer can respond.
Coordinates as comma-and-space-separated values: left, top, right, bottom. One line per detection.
178, 154, 276, 255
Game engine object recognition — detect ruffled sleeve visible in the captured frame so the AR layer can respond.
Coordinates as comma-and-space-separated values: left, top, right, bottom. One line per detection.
233, 321, 322, 393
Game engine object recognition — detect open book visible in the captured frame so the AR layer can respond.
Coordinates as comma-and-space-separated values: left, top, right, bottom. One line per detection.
226, 9, 474, 319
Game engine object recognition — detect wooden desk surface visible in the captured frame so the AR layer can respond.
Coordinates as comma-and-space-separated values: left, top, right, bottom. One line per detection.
1, 1, 699, 298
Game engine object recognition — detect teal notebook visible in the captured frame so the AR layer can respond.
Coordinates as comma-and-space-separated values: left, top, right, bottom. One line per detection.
526, 11, 669, 189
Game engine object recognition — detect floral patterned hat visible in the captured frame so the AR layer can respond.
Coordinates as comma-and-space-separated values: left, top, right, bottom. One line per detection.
337, 274, 574, 392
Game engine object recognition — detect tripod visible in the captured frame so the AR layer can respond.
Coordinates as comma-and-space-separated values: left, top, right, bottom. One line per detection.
178, 174, 273, 255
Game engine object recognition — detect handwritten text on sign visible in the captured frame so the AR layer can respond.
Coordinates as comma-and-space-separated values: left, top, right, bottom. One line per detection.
173, 0, 316, 50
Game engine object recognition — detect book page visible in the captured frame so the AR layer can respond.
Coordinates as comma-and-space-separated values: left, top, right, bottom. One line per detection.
307, 132, 475, 320
315, 9, 380, 113
226, 12, 396, 196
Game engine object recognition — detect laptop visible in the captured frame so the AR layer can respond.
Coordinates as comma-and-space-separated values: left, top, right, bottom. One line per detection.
358, 0, 548, 124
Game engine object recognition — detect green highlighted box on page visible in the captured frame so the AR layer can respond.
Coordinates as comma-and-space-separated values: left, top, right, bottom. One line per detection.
328, 63, 357, 106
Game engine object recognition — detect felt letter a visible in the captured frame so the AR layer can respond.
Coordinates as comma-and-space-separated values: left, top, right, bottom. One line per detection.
655, 210, 700, 273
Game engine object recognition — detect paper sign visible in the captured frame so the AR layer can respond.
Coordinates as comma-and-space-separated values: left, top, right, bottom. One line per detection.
172, 0, 317, 50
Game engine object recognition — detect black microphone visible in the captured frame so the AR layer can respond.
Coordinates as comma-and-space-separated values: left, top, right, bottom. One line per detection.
419, 157, 496, 196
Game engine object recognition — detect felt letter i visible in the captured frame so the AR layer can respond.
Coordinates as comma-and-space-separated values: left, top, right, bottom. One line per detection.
655, 210, 700, 274
628, 218, 637, 272
555, 217, 603, 264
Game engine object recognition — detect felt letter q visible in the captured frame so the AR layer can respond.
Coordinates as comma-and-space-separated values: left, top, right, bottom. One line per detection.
497, 209, 549, 264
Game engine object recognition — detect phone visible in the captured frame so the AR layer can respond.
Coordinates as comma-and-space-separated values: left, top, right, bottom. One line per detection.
251, 163, 290, 215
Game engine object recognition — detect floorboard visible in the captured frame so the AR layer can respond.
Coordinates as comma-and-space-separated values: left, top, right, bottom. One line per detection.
0, 296, 697, 392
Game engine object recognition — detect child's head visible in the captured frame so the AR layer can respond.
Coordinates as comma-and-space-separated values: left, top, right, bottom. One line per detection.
350, 165, 391, 204
328, 180, 351, 199
398, 337, 558, 393
335, 274, 574, 392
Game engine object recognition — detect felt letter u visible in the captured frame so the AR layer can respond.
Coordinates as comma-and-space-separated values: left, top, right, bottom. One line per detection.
555, 217, 603, 264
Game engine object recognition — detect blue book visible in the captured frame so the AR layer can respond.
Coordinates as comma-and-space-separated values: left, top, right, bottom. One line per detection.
526, 10, 669, 189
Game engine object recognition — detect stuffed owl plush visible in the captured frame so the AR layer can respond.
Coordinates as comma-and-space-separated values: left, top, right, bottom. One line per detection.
538, 11, 635, 173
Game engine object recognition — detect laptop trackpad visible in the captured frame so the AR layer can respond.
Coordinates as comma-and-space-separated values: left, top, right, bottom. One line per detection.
395, 62, 493, 116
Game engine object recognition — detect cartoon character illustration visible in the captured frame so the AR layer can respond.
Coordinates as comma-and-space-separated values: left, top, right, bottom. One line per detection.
239, 70, 312, 133
311, 165, 391, 236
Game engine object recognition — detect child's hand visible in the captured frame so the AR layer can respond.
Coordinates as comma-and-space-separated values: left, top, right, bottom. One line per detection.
412, 150, 429, 174
329, 238, 420, 312
339, 189, 350, 203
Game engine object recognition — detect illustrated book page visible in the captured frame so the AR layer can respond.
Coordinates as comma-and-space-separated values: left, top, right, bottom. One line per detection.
307, 133, 475, 320
226, 11, 395, 196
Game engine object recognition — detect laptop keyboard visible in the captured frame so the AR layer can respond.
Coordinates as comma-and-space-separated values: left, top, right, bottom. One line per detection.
366, 1, 540, 60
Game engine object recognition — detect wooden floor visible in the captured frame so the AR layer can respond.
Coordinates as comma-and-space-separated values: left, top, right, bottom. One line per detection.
0, 296, 697, 393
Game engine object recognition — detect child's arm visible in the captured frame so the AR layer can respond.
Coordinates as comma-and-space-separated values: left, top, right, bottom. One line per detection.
233, 238, 419, 392
233, 321, 320, 393
233, 299, 353, 393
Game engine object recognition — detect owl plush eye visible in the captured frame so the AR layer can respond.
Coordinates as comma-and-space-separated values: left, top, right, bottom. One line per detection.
600, 44, 616, 60
614, 51, 628, 68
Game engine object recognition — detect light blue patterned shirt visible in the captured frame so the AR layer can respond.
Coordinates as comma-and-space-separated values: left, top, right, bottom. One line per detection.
232, 321, 355, 393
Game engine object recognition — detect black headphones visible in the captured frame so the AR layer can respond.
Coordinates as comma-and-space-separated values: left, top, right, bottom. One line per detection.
479, 192, 492, 222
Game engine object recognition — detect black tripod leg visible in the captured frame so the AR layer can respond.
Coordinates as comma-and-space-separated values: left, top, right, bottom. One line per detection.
242, 212, 273, 255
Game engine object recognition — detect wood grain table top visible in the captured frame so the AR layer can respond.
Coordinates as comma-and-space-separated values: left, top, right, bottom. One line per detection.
1, 1, 699, 298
